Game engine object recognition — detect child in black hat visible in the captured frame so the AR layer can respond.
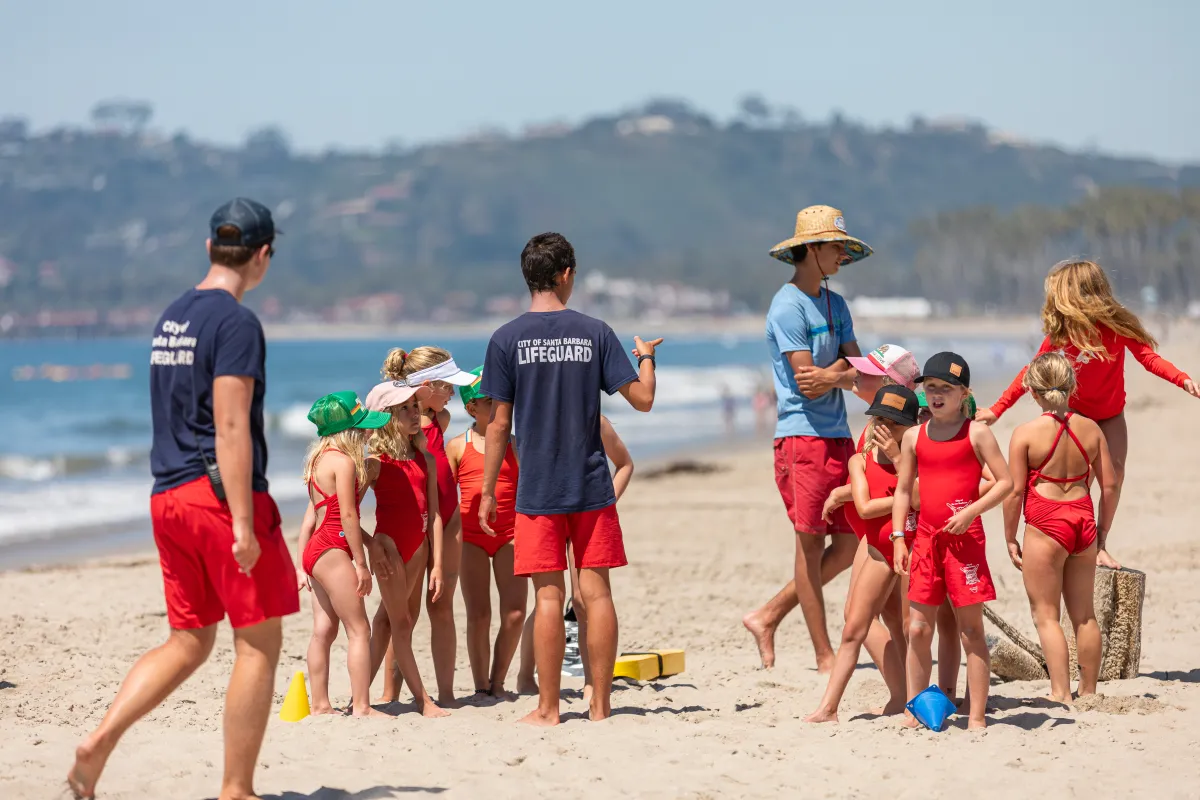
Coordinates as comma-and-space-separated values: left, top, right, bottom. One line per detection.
891, 353, 1013, 730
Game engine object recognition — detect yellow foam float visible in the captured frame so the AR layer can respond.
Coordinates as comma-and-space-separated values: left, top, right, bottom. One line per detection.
613, 649, 685, 681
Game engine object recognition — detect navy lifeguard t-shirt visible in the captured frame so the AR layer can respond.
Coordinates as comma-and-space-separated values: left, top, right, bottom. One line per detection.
482, 309, 637, 515
149, 288, 269, 495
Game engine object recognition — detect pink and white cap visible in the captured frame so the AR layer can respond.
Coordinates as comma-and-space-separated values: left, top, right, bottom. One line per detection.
364, 379, 432, 411
847, 344, 920, 388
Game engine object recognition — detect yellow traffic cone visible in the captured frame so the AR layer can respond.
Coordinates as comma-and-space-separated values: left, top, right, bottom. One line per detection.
279, 670, 310, 722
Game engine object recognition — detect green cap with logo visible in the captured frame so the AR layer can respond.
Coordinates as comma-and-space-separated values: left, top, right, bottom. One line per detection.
458, 366, 485, 405
308, 390, 392, 437
916, 387, 977, 417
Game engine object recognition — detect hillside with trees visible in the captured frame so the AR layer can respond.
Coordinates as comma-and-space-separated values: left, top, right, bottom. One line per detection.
0, 97, 1197, 331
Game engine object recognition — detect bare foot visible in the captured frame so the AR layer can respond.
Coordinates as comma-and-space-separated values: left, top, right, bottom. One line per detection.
517, 676, 539, 695
438, 693, 461, 709
815, 654, 835, 675
375, 694, 399, 704
310, 704, 341, 716
742, 611, 777, 669
582, 684, 594, 708
588, 701, 612, 722
351, 706, 391, 718
518, 707, 560, 727
489, 687, 518, 701
967, 717, 987, 731
67, 737, 111, 799
803, 708, 838, 723
421, 699, 451, 718
1045, 694, 1073, 707
871, 699, 907, 716
900, 711, 921, 729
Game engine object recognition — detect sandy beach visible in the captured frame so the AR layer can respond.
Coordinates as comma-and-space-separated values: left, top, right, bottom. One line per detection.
3, 329, 1200, 799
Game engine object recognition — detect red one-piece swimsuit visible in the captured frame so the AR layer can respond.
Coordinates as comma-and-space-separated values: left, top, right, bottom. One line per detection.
422, 421, 458, 525
458, 428, 519, 558
1022, 412, 1097, 555
908, 420, 997, 608
374, 453, 430, 564
301, 452, 361, 576
843, 449, 916, 569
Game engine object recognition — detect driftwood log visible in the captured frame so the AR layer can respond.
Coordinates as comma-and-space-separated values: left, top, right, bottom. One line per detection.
985, 566, 1145, 682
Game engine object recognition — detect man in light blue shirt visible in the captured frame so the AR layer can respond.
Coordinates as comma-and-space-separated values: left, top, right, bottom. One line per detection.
743, 205, 871, 674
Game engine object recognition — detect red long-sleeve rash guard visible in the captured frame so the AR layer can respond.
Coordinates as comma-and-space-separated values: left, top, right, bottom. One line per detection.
990, 325, 1191, 421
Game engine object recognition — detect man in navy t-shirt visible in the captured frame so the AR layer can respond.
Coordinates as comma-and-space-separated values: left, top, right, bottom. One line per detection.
480, 232, 661, 726
70, 198, 298, 800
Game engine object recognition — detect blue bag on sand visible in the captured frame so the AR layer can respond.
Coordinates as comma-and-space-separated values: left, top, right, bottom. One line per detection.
907, 685, 956, 731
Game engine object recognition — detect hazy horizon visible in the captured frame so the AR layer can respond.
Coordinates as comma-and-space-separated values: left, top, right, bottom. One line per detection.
2, 0, 1198, 164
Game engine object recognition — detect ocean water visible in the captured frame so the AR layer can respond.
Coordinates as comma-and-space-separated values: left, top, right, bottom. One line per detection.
0, 330, 1036, 566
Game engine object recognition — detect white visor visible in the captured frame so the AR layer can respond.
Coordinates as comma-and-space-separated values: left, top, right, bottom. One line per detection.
406, 357, 477, 387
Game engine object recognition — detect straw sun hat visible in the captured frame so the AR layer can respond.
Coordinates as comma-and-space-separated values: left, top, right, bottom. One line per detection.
769, 205, 873, 264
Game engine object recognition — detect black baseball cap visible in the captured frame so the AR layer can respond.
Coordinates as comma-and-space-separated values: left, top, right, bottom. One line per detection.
209, 197, 278, 248
866, 385, 920, 426
916, 351, 971, 387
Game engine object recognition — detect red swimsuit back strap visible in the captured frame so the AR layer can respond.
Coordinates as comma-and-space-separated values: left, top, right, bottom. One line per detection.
1030, 412, 1090, 485
308, 449, 341, 507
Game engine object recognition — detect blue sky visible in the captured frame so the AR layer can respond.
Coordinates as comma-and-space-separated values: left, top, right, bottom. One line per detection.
2, 0, 1197, 162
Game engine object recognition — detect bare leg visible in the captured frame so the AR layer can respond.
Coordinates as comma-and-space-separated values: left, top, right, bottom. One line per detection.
385, 543, 429, 700
936, 599, 961, 702
567, 543, 592, 702
1063, 544, 1100, 697
312, 552, 384, 717
1096, 413, 1127, 502
903, 602, 938, 728
517, 608, 538, 694
1020, 525, 1071, 702
955, 604, 990, 729
489, 544, 528, 696
805, 552, 902, 722
220, 618, 283, 800
520, 572, 566, 726
372, 546, 447, 717
426, 511, 462, 706
846, 540, 897, 688
743, 532, 857, 669
377, 639, 400, 703
306, 580, 342, 714
794, 532, 836, 673
460, 542, 494, 693
577, 567, 618, 721
68, 627, 216, 798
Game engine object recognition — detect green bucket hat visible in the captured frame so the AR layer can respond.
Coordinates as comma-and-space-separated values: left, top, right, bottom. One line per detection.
916, 387, 977, 417
308, 390, 391, 437
458, 366, 485, 405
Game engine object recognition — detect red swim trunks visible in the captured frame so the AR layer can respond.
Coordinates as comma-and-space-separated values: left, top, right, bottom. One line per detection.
513, 504, 627, 577
907, 524, 996, 608
773, 435, 854, 535
151, 476, 300, 630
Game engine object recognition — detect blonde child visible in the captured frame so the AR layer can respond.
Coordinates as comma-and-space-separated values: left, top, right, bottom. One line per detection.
1003, 352, 1119, 703
806, 386, 921, 722
446, 367, 528, 697
357, 380, 449, 718
296, 391, 391, 717
892, 353, 1012, 730
516, 415, 634, 701
978, 260, 1197, 567
377, 346, 476, 705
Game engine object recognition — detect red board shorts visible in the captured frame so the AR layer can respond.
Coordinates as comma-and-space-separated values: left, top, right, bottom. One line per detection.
773, 435, 854, 535
513, 504, 627, 577
151, 476, 300, 630
907, 524, 996, 608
